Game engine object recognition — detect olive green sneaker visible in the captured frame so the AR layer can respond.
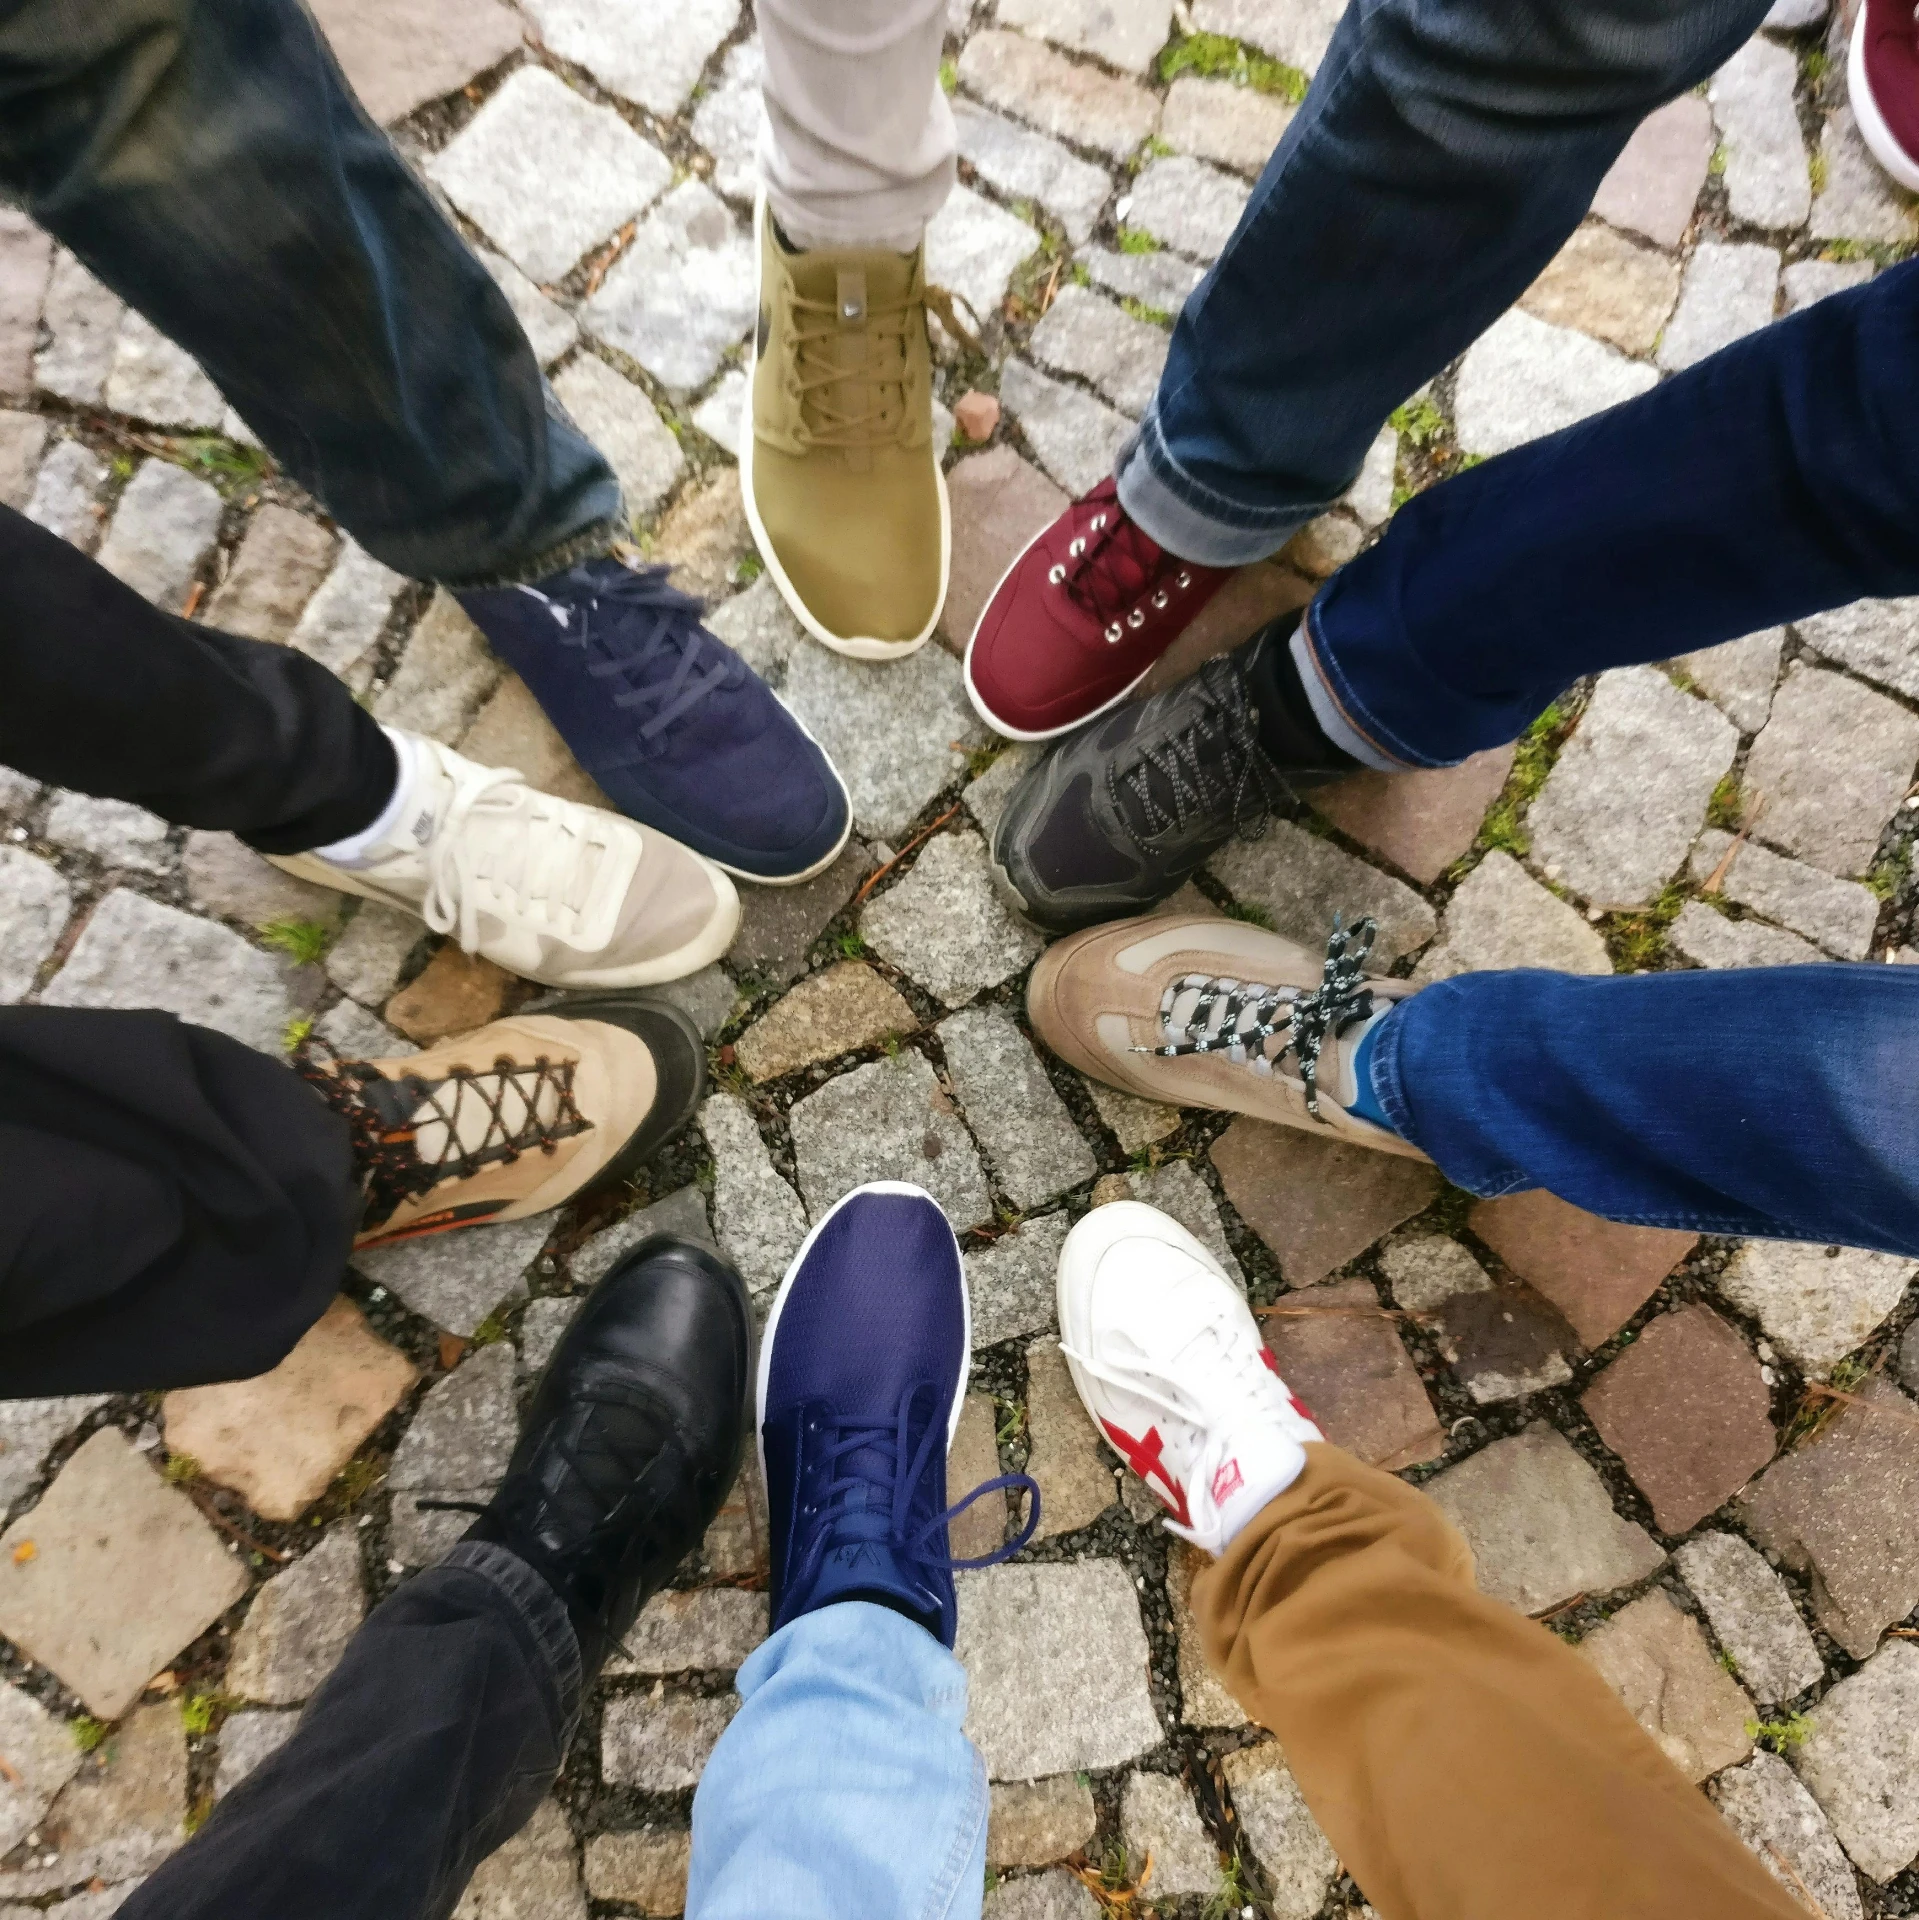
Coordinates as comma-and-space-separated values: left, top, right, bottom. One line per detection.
741, 201, 949, 659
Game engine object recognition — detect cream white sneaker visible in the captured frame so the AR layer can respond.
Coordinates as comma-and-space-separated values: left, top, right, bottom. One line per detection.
271, 733, 740, 990
1056, 1201, 1323, 1554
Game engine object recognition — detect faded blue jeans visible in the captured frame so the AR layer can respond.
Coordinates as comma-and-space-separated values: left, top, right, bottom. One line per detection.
0, 0, 621, 585
1121, 0, 1772, 563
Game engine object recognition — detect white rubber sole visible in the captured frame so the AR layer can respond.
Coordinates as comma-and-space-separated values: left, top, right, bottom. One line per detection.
1849, 21, 1919, 193
754, 1180, 971, 1496
707, 698, 855, 887
960, 527, 1159, 743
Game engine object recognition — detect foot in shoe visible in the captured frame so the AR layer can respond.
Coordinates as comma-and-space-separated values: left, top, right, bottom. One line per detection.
759, 1183, 1039, 1645
455, 557, 852, 884
456, 1235, 753, 1675
1027, 913, 1428, 1160
296, 993, 708, 1248
992, 616, 1353, 934
1057, 1201, 1324, 1554
965, 475, 1232, 741
273, 730, 740, 989
742, 205, 949, 658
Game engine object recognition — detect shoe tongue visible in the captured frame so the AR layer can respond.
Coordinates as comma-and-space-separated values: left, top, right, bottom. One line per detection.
782, 241, 920, 305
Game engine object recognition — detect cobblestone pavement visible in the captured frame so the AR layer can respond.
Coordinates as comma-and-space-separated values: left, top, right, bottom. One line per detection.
2, 0, 1918, 1911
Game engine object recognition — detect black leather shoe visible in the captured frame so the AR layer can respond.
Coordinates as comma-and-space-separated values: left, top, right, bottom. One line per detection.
462, 1236, 753, 1676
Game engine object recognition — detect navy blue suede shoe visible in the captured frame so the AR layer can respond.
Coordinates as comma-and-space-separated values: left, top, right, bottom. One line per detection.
758, 1183, 1039, 1647
457, 559, 852, 884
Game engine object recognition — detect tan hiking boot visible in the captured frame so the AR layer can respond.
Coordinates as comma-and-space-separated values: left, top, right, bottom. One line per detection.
296, 992, 707, 1249
741, 200, 949, 658
1026, 913, 1430, 1161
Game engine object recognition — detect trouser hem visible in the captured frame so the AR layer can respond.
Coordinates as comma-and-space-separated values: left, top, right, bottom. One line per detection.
439, 515, 627, 592
1116, 411, 1319, 566
442, 1541, 585, 1737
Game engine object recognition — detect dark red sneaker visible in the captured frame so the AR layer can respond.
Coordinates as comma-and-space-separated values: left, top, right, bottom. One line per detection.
964, 478, 1231, 740
1850, 0, 1919, 191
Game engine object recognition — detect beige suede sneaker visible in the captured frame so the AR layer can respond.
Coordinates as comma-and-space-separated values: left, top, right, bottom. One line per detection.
1026, 914, 1430, 1161
740, 200, 949, 658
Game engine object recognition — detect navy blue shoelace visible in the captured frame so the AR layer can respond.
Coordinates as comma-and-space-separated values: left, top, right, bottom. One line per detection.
557, 564, 735, 742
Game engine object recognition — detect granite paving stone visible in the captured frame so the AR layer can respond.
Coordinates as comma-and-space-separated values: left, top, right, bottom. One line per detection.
1311, 747, 1514, 887
1718, 1239, 1914, 1377
942, 447, 1067, 654
1674, 628, 1783, 734
926, 185, 1043, 323
790, 1048, 993, 1227
516, 1298, 581, 1379
202, 506, 338, 643
571, 1185, 717, 1292
0, 768, 38, 815
95, 459, 223, 610
1710, 38, 1812, 231
313, 997, 413, 1061
1212, 1118, 1440, 1288
1160, 75, 1294, 176
0, 409, 47, 509
1125, 157, 1251, 261
1528, 666, 1738, 907
1577, 1591, 1754, 1783
308, 0, 524, 125
1122, 1772, 1218, 1898
429, 68, 673, 284
453, 1795, 587, 1920
602, 1693, 737, 1791
692, 38, 763, 203
1470, 1188, 1694, 1347
1413, 848, 1611, 982
1811, 107, 1918, 246
1658, 241, 1782, 373
103, 313, 223, 430
1791, 1640, 1919, 1882
1341, 423, 1399, 529
389, 1344, 519, 1563
727, 838, 874, 986
1027, 285, 1167, 416
1379, 1234, 1489, 1314
984, 1872, 1101, 1920
941, 1004, 1096, 1208
705, 572, 800, 679
521, 0, 738, 115
954, 103, 1112, 246
457, 675, 605, 810
0, 1397, 104, 1512
967, 1211, 1073, 1347
373, 591, 506, 743
358, 1215, 553, 1337
1219, 1747, 1340, 1920
1903, 1320, 1919, 1394
1688, 829, 1879, 959
162, 1297, 416, 1518
950, 1392, 1009, 1560
551, 353, 686, 515
957, 32, 1161, 160
1192, 0, 1343, 73
1710, 1751, 1865, 1920
42, 890, 292, 1053
1669, 899, 1823, 969
0, 1430, 248, 1719
1518, 222, 1681, 357
1795, 593, 1919, 701
1453, 308, 1659, 458
653, 469, 752, 599
34, 252, 123, 408
1208, 817, 1437, 964
988, 1776, 1099, 1868
614, 1588, 768, 1676
699, 1092, 810, 1296
583, 1826, 690, 1913
700, 1454, 769, 1580
289, 539, 409, 681
0, 212, 52, 401
0, 1681, 84, 1858
736, 961, 916, 1081
1084, 1078, 1180, 1154
226, 1525, 366, 1705
997, 358, 1134, 496
215, 1712, 301, 1800
1424, 1423, 1663, 1614
1590, 94, 1713, 248
955, 1560, 1161, 1777
995, 0, 1171, 71
1782, 257, 1875, 312
1739, 1379, 1919, 1659
182, 834, 343, 931
862, 831, 1043, 1006
1125, 1160, 1244, 1285
1263, 1278, 1445, 1469
1024, 1339, 1116, 1539
44, 794, 173, 875
23, 439, 108, 551
1283, 511, 1363, 578
1081, 246, 1205, 311
1167, 1541, 1248, 1728
479, 248, 578, 368
1581, 1305, 1776, 1534
1430, 1278, 1578, 1405
325, 899, 424, 1007
0, 848, 72, 1003
689, 368, 749, 457
1675, 1531, 1822, 1705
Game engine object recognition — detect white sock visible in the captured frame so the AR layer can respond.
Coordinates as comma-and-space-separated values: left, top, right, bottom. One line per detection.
1210, 1427, 1310, 1552
310, 729, 427, 868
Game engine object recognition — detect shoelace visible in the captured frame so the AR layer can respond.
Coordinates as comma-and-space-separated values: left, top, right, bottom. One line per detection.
1055, 501, 1197, 643
1111, 655, 1289, 848
791, 1385, 1041, 1601
1136, 916, 1379, 1117
295, 1036, 591, 1231
788, 282, 980, 451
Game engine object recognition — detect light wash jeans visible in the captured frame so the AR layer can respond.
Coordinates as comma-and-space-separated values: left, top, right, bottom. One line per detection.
690, 1601, 988, 1920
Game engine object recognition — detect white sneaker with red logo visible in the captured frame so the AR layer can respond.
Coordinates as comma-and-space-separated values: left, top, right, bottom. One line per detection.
1055, 1200, 1323, 1555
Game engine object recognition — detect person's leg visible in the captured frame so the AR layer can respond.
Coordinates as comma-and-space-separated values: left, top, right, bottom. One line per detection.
0, 0, 619, 587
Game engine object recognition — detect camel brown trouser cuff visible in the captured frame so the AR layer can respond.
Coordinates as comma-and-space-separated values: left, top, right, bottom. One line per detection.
1191, 1445, 1803, 1920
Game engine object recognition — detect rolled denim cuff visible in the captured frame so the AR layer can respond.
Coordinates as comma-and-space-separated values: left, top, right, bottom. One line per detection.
441, 1540, 585, 1741
1115, 411, 1317, 567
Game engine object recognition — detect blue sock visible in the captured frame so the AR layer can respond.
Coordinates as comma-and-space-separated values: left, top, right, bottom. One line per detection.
1343, 1009, 1401, 1135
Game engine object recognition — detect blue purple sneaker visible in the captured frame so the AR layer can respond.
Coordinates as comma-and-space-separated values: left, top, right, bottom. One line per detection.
458, 558, 851, 885
758, 1182, 1039, 1646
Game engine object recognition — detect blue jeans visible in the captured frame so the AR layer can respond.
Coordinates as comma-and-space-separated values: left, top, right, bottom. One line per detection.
689, 1602, 988, 1920
1305, 262, 1919, 766
1121, 0, 1771, 563
0, 0, 620, 585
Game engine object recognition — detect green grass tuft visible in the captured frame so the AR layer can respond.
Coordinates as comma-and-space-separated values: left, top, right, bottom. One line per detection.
70, 1717, 108, 1753
1116, 226, 1160, 254
1868, 844, 1911, 902
163, 1452, 201, 1486
1705, 773, 1744, 833
259, 917, 335, 967
939, 56, 957, 93
835, 927, 870, 960
1157, 30, 1307, 99
1389, 395, 1448, 448
281, 1014, 315, 1055
1474, 700, 1572, 858
1602, 881, 1688, 971
1747, 1712, 1815, 1756
1119, 296, 1173, 326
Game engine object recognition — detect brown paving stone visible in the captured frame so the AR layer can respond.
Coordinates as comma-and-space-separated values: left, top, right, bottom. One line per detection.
308, 0, 524, 126
1590, 95, 1712, 249
585, 1826, 691, 1912
939, 446, 1067, 655
954, 391, 1001, 442
949, 1391, 1007, 1562
1578, 1591, 1754, 1783
1211, 1117, 1441, 1288
1581, 1305, 1776, 1534
1469, 1188, 1694, 1347
700, 1455, 769, 1580
1262, 1278, 1444, 1470
1168, 1540, 1249, 1728
1519, 223, 1682, 357
1024, 1339, 1117, 1539
1310, 746, 1516, 885
654, 469, 753, 600
734, 960, 916, 1081
1430, 1278, 1577, 1405
202, 506, 338, 643
0, 211, 53, 402
1738, 1377, 1919, 1659
459, 674, 610, 809
163, 1296, 418, 1521
1135, 560, 1313, 698
385, 944, 516, 1042
729, 836, 875, 987
988, 1775, 1098, 1868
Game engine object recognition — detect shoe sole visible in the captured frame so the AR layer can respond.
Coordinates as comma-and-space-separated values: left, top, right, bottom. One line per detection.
753, 1180, 971, 1498
269, 851, 745, 987
740, 198, 950, 664
961, 527, 1161, 743
1849, 24, 1919, 192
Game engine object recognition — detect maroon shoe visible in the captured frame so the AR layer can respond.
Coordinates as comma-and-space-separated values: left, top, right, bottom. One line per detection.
963, 478, 1231, 740
1850, 0, 1919, 192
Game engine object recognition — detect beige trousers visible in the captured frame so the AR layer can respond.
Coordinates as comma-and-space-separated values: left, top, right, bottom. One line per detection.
757, 0, 955, 251
1193, 1446, 1806, 1920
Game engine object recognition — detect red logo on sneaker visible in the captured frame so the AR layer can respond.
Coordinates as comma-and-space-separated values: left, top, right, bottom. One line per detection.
1210, 1458, 1244, 1505
1101, 1418, 1191, 1528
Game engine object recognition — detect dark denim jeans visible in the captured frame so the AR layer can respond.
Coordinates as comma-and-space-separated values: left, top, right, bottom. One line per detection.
1307, 262, 1919, 766
0, 0, 621, 585
1120, 0, 1772, 563
1377, 963, 1919, 1252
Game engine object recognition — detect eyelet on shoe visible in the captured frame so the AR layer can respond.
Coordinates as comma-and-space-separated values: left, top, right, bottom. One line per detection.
1151, 591, 1169, 609
1105, 622, 1123, 643
1068, 537, 1087, 557
1048, 563, 1066, 584
1177, 571, 1191, 588
1127, 609, 1146, 628
1090, 513, 1107, 530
